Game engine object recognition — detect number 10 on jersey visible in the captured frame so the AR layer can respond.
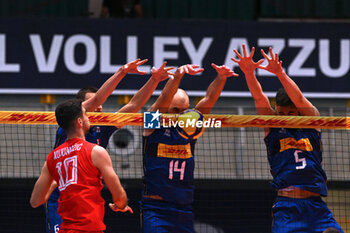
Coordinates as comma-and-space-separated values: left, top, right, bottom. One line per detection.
56, 156, 78, 191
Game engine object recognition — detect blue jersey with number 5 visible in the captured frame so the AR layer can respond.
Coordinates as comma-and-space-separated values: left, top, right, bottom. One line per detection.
142, 127, 196, 206
264, 128, 328, 196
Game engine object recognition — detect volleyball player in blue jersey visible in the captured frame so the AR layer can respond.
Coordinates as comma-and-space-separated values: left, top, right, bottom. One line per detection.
45, 60, 174, 233
232, 44, 343, 233
141, 63, 237, 233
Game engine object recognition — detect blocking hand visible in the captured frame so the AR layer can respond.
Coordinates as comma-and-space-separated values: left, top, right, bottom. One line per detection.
122, 59, 148, 75
259, 47, 284, 76
231, 44, 264, 74
211, 63, 238, 78
176, 64, 204, 76
151, 61, 175, 82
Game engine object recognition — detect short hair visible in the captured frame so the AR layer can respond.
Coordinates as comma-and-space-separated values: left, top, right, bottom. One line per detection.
76, 87, 98, 100
323, 228, 341, 233
275, 87, 295, 107
55, 99, 83, 133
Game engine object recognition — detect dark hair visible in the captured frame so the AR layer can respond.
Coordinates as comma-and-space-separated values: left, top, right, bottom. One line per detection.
76, 87, 98, 100
275, 88, 295, 107
55, 99, 83, 132
323, 228, 341, 233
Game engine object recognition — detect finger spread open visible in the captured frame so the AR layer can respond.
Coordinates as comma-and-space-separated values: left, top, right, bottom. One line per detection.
233, 50, 242, 59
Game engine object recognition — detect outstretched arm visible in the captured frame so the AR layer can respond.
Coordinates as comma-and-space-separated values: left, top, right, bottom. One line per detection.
232, 44, 274, 116
83, 59, 148, 112
259, 48, 319, 116
30, 162, 54, 208
118, 62, 174, 113
195, 63, 238, 114
143, 65, 203, 136
91, 146, 133, 213
148, 64, 204, 113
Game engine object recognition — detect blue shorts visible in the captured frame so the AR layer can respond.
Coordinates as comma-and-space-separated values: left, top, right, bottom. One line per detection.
44, 188, 62, 233
272, 196, 343, 233
140, 201, 194, 233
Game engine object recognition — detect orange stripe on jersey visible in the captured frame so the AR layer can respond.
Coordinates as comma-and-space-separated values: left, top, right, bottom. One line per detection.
280, 137, 313, 152
157, 143, 192, 159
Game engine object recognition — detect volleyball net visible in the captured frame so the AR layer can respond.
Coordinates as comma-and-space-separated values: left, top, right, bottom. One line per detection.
1, 111, 350, 233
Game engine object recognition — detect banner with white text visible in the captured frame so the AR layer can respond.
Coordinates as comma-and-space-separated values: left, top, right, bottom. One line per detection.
0, 18, 349, 97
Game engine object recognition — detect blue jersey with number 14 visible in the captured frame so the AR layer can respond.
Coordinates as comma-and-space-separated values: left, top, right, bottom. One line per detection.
264, 128, 328, 196
142, 127, 196, 206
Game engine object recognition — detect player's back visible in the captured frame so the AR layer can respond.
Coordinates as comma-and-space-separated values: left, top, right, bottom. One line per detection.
46, 138, 106, 231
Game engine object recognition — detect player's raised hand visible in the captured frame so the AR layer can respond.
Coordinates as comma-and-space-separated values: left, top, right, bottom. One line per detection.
211, 63, 238, 79
231, 44, 264, 74
150, 61, 175, 82
109, 203, 134, 214
122, 58, 148, 75
176, 64, 204, 76
259, 47, 284, 76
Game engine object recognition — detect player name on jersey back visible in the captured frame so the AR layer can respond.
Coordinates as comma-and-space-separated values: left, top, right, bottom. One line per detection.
54, 143, 83, 160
